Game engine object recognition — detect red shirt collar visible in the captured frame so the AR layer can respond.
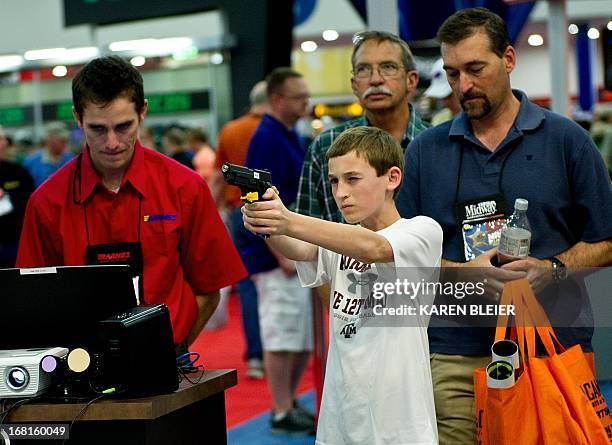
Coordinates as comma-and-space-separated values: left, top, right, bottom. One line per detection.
80, 140, 147, 200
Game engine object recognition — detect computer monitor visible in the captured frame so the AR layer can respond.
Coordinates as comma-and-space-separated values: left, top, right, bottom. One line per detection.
0, 265, 138, 351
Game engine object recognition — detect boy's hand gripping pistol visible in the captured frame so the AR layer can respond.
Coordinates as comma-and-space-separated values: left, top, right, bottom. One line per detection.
221, 162, 273, 237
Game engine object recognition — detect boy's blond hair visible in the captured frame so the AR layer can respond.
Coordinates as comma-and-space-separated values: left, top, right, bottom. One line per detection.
326, 126, 404, 198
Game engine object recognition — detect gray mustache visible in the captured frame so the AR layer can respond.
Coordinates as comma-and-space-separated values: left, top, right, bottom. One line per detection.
363, 87, 393, 99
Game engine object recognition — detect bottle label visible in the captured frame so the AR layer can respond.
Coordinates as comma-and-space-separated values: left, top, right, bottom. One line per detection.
498, 228, 531, 259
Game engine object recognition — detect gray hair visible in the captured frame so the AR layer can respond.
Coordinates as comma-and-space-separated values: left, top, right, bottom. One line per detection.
249, 81, 268, 106
351, 31, 416, 71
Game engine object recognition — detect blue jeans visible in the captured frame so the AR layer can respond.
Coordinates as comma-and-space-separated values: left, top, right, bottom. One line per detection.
229, 208, 263, 360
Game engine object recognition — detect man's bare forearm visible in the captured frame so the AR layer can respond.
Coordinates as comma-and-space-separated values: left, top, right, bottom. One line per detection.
556, 240, 612, 268
187, 291, 220, 345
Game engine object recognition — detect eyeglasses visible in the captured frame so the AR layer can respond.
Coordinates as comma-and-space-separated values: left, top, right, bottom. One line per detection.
352, 62, 403, 79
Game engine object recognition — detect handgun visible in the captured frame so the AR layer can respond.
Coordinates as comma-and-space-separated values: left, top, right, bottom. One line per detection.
221, 163, 273, 238
221, 162, 273, 204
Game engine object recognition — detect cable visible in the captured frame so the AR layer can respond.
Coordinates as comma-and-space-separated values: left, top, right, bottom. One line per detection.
176, 351, 200, 368
178, 365, 205, 385
88, 378, 126, 397
61, 392, 108, 445
176, 351, 205, 385
0, 396, 41, 434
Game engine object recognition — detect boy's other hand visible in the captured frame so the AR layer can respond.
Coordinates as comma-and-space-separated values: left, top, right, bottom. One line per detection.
242, 187, 291, 236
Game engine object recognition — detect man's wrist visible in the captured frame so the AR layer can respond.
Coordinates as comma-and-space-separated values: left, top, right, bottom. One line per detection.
549, 256, 567, 282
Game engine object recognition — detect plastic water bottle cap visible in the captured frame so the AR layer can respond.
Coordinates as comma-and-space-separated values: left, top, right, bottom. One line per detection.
514, 198, 528, 211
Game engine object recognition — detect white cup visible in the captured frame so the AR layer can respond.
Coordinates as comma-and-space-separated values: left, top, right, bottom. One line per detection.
486, 360, 515, 389
491, 339, 519, 370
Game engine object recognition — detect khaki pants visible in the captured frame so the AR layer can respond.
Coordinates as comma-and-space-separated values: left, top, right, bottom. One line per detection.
430, 353, 490, 445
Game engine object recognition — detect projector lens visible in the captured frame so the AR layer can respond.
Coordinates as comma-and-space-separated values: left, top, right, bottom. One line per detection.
7, 367, 29, 390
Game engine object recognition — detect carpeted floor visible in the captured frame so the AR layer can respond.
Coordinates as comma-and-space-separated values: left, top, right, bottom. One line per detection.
190, 293, 315, 428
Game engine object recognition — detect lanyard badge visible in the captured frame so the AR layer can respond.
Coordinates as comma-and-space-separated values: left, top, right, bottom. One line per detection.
455, 194, 507, 262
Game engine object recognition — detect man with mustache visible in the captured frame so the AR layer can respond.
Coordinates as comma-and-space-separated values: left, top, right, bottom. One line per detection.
396, 8, 612, 444
294, 31, 429, 224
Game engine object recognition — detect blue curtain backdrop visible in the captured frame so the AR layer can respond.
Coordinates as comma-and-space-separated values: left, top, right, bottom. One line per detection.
347, 0, 535, 44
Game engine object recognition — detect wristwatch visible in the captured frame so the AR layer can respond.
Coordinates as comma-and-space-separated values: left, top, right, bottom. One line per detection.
549, 257, 567, 282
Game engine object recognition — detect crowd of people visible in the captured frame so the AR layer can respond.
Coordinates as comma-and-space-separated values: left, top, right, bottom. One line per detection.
1, 6, 611, 445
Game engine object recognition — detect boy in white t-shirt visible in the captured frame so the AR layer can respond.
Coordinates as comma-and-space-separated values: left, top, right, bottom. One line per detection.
243, 126, 442, 445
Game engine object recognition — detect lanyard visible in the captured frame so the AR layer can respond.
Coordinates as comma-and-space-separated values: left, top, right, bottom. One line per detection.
73, 153, 142, 246
453, 142, 514, 204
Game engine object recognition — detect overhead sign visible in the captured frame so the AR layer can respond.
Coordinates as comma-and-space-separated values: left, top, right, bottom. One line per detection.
0, 107, 31, 127
0, 91, 210, 127
63, 0, 218, 26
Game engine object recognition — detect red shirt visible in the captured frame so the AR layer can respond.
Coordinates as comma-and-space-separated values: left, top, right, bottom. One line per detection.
215, 112, 263, 208
17, 141, 246, 343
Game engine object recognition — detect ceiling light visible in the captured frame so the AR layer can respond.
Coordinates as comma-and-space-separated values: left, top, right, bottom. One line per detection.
568, 24, 579, 35
24, 48, 66, 61
607, 21, 612, 31
63, 47, 99, 60
130, 56, 146, 67
172, 46, 198, 61
109, 39, 156, 52
322, 30, 339, 41
156, 37, 193, 53
587, 28, 600, 39
301, 41, 318, 52
527, 34, 544, 46
52, 65, 68, 77
23, 47, 97, 64
210, 52, 223, 65
109, 37, 193, 55
0, 54, 24, 72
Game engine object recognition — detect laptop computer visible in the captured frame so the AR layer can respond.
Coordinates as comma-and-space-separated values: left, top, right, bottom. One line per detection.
0, 265, 137, 351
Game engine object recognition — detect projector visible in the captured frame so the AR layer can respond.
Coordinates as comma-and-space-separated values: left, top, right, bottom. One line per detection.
0, 347, 68, 398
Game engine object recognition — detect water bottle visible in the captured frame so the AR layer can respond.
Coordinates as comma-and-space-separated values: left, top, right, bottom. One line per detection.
497, 198, 531, 265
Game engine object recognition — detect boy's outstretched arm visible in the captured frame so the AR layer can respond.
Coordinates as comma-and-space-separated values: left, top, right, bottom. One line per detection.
242, 188, 318, 262
243, 188, 394, 264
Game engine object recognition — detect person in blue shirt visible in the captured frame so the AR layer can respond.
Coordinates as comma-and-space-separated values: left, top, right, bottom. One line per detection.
23, 122, 74, 187
244, 67, 315, 436
396, 7, 612, 444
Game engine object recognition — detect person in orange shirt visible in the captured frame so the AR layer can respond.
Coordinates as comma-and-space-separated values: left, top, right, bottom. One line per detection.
214, 81, 269, 379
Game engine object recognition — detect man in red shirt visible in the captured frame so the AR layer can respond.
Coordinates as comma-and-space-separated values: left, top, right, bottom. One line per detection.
17, 56, 246, 346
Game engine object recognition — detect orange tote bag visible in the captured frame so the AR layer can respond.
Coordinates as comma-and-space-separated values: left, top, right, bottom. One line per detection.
474, 278, 612, 445
474, 279, 541, 445
517, 280, 612, 444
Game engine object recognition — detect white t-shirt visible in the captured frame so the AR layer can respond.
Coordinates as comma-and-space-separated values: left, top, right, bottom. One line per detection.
296, 216, 443, 445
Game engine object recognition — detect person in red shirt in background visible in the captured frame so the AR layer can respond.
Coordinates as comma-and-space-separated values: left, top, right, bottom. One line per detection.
17, 56, 246, 349
212, 80, 269, 379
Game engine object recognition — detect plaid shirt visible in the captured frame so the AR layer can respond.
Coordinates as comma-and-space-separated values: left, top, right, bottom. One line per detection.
295, 106, 430, 222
